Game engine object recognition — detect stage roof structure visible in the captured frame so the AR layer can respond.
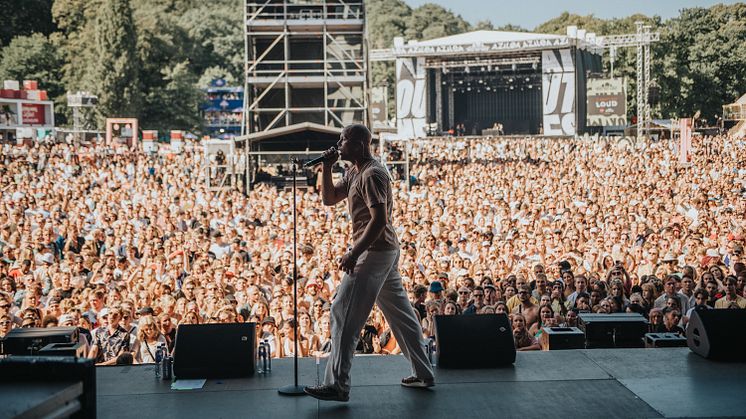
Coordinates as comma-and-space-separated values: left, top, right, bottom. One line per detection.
371, 28, 604, 61
236, 122, 342, 151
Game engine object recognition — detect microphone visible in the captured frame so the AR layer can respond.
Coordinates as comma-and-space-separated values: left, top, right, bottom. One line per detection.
303, 147, 337, 168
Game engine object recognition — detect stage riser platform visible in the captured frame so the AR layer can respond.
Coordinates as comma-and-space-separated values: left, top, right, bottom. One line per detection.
96, 348, 746, 418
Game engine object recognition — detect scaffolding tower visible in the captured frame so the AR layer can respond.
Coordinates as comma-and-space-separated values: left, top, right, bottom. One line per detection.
242, 0, 368, 135
598, 22, 659, 138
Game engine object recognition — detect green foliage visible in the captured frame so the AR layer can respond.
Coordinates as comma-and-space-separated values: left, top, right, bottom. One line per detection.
365, 0, 411, 49
143, 60, 204, 132
92, 0, 141, 121
404, 3, 470, 41
2, 1, 745, 131
0, 33, 66, 123
0, 0, 56, 48
474, 20, 494, 31
656, 4, 746, 120
0, 33, 62, 93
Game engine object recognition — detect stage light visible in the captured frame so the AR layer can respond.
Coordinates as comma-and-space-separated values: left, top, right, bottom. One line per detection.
528, 85, 533, 89
509, 85, 514, 90
486, 86, 491, 91
481, 67, 486, 71
467, 87, 471, 91
442, 80, 447, 85
525, 77, 530, 82
487, 64, 492, 71
511, 63, 517, 71
452, 88, 457, 92
478, 79, 483, 84
458, 80, 463, 84
509, 78, 514, 83
532, 62, 538, 70
465, 66, 470, 73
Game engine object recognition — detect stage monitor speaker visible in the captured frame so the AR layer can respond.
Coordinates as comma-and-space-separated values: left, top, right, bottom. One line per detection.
687, 309, 746, 361
0, 356, 96, 418
1, 327, 79, 355
39, 341, 87, 358
578, 313, 647, 348
644, 333, 687, 348
173, 323, 256, 379
540, 327, 585, 350
434, 313, 515, 368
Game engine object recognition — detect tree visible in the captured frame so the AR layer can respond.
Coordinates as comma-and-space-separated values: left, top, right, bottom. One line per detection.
0, 33, 62, 91
495, 24, 527, 32
365, 0, 411, 49
92, 0, 141, 121
405, 4, 470, 41
0, 0, 56, 48
656, 4, 746, 121
474, 20, 494, 31
143, 60, 203, 132
0, 33, 65, 122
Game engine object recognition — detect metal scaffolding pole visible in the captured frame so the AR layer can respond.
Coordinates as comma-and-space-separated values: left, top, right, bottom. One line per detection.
643, 25, 652, 137
636, 21, 645, 138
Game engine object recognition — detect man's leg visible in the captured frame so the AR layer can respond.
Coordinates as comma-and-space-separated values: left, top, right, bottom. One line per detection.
323, 250, 397, 394
375, 252, 434, 382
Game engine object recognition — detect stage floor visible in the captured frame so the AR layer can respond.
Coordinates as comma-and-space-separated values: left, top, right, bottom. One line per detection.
97, 348, 746, 418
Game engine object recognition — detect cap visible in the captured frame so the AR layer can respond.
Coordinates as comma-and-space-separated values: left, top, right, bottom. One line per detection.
429, 281, 444, 293
662, 252, 678, 262
705, 249, 720, 258
138, 306, 155, 316
262, 316, 277, 326
98, 307, 110, 318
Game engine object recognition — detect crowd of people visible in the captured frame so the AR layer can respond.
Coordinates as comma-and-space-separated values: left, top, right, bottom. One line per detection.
0, 132, 744, 364
203, 111, 242, 126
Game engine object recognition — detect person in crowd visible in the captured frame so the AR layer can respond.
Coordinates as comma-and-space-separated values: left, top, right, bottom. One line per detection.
512, 313, 540, 351
0, 133, 743, 364
660, 309, 685, 335
715, 276, 746, 308
132, 315, 168, 364
88, 307, 131, 365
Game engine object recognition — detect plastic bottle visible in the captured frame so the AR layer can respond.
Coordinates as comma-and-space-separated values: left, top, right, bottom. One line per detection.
428, 337, 437, 367
154, 345, 163, 379
257, 342, 266, 374
162, 355, 173, 381
264, 339, 272, 371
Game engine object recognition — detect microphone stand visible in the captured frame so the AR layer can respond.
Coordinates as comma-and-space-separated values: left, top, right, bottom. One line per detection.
278, 158, 307, 396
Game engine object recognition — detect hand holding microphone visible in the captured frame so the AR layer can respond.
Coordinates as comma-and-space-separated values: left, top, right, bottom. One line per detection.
304, 147, 339, 168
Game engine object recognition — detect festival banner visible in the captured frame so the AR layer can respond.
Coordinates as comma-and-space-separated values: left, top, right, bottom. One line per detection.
370, 86, 387, 124
542, 49, 576, 135
587, 78, 627, 126
21, 104, 46, 125
395, 57, 426, 139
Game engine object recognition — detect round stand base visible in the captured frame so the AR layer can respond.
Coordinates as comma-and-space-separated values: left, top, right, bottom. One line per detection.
278, 384, 307, 396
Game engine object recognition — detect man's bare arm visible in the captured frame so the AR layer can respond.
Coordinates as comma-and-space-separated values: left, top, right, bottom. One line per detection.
320, 163, 346, 206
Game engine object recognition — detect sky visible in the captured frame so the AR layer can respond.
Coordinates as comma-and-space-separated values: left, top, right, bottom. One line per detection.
403, 0, 742, 29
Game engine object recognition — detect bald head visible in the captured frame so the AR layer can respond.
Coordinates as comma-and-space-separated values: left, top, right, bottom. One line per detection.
343, 124, 371, 147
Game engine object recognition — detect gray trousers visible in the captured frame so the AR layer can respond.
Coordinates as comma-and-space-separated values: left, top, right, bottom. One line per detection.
324, 249, 434, 393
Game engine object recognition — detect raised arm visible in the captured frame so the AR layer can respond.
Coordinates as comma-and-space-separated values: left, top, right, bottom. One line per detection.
320, 150, 347, 206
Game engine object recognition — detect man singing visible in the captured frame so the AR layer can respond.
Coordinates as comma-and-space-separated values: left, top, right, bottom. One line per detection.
304, 124, 435, 402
